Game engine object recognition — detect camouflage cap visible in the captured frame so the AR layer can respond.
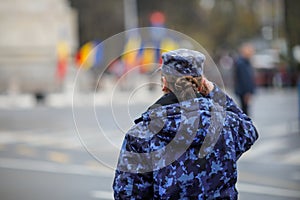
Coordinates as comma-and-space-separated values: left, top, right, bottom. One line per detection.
161, 49, 206, 77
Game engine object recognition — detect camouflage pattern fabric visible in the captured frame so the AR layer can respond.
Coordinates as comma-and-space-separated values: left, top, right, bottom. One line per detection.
161, 49, 205, 77
113, 85, 258, 199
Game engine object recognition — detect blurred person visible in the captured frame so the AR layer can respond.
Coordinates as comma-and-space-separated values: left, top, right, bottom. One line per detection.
113, 49, 258, 199
219, 53, 235, 88
234, 43, 256, 115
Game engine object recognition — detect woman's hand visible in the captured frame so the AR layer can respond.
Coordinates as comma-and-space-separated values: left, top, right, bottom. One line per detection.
199, 77, 214, 96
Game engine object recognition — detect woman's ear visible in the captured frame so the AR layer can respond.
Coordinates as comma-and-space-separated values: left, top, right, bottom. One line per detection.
162, 76, 168, 88
161, 76, 169, 93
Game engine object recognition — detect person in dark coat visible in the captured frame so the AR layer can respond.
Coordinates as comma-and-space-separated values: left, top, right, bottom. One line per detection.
113, 49, 258, 199
234, 43, 256, 115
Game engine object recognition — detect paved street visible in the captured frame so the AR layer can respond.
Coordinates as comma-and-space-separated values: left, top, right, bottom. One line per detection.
0, 87, 299, 200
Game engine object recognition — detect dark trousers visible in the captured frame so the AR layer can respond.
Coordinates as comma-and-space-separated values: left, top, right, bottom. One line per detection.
239, 94, 249, 115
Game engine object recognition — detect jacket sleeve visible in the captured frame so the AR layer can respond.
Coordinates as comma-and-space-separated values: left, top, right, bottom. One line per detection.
208, 85, 259, 160
113, 131, 153, 199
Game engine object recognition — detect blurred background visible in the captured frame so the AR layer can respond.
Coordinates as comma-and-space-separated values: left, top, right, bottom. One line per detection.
0, 0, 299, 200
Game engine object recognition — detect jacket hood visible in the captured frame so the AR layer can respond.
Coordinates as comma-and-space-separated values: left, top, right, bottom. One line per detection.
141, 96, 214, 122
128, 95, 224, 143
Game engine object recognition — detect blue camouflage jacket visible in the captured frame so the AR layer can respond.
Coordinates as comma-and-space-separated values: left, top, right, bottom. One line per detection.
113, 85, 258, 200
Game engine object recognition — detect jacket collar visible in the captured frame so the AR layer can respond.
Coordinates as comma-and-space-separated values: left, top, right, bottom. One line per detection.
134, 93, 213, 124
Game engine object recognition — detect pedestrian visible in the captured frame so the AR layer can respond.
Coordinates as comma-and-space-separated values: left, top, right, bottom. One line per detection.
234, 43, 256, 115
113, 49, 258, 199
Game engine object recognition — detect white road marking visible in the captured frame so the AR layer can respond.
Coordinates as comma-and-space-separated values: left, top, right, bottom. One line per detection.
90, 190, 113, 199
282, 148, 300, 165
240, 134, 300, 166
243, 138, 287, 159
0, 131, 123, 150
239, 171, 300, 191
237, 182, 300, 198
258, 122, 298, 138
0, 158, 114, 177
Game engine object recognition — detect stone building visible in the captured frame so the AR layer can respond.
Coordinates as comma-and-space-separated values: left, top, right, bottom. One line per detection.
0, 0, 78, 94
